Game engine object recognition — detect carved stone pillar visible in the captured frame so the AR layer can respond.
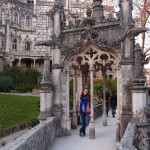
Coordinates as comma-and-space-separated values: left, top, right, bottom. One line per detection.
72, 71, 77, 129
52, 46, 63, 116
66, 68, 71, 135
5, 19, 10, 52
131, 44, 146, 116
119, 0, 134, 138
77, 73, 83, 106
116, 64, 121, 141
38, 55, 53, 122
102, 68, 107, 126
19, 59, 21, 67
89, 65, 95, 139
33, 59, 36, 68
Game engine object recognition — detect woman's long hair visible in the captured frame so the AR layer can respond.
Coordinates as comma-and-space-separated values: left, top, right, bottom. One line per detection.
80, 88, 90, 102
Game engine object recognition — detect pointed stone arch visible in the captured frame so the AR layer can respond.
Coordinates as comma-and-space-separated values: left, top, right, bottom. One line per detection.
63, 41, 119, 74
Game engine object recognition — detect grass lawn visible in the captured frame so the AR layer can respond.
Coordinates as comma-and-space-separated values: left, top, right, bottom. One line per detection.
0, 93, 40, 131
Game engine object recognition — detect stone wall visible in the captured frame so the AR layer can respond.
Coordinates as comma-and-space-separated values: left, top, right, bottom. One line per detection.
0, 117, 64, 150
118, 122, 137, 150
94, 104, 103, 119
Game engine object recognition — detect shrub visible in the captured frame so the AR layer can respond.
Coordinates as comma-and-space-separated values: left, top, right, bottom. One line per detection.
0, 76, 14, 92
0, 141, 7, 147
0, 66, 40, 85
15, 84, 41, 93
93, 78, 117, 101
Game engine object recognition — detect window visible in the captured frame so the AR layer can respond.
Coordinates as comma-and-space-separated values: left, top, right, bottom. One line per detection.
12, 38, 17, 49
48, 16, 52, 28
26, 16, 31, 27
25, 41, 30, 50
14, 12, 19, 24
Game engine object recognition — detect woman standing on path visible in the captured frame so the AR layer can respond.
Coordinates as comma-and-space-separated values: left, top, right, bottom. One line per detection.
78, 88, 91, 136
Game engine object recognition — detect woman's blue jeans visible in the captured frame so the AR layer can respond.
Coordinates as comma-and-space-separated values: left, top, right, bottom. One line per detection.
80, 112, 90, 134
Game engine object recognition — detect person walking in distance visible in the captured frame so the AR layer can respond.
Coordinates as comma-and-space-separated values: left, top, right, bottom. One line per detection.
78, 88, 91, 136
103, 88, 110, 117
110, 90, 117, 117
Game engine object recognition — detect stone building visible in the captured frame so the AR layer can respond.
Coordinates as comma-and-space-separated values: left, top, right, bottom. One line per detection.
0, 0, 149, 149
0, 0, 115, 75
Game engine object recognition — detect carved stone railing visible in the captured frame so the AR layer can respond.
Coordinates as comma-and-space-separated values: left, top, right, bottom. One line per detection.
119, 114, 150, 150
134, 124, 150, 150
8, 50, 51, 57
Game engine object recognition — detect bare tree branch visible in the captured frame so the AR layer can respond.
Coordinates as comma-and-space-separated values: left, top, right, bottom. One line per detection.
144, 47, 150, 54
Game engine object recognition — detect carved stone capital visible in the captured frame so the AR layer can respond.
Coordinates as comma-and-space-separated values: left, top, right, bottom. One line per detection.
38, 111, 52, 121
52, 104, 63, 116
89, 66, 94, 72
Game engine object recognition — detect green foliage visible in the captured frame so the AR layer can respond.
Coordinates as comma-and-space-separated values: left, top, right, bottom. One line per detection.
105, 79, 117, 92
0, 76, 14, 92
0, 67, 41, 92
0, 93, 40, 130
0, 66, 40, 85
0, 141, 7, 147
15, 84, 41, 93
93, 78, 117, 101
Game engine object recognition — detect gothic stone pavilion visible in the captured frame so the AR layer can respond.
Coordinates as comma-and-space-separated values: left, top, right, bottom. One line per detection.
35, 0, 149, 141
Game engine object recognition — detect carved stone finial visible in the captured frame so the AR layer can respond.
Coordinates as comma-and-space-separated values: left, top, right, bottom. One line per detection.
92, 0, 104, 22
133, 43, 146, 86
86, 7, 92, 17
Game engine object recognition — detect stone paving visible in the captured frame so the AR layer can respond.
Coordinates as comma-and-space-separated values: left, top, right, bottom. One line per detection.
49, 113, 118, 150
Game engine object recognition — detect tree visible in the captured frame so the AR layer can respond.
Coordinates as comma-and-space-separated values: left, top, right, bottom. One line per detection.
104, 0, 150, 54
133, 0, 150, 52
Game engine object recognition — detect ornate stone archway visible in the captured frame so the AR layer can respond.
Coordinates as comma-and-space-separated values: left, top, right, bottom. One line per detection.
36, 0, 148, 141
61, 41, 119, 138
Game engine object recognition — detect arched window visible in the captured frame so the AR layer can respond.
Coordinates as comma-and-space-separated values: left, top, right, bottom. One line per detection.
14, 12, 19, 24
25, 41, 30, 50
48, 16, 52, 28
12, 38, 17, 50
26, 16, 31, 27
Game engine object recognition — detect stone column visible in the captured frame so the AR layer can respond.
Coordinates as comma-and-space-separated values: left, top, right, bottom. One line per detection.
34, 59, 36, 68
89, 65, 95, 139
66, 68, 71, 135
72, 71, 77, 129
131, 43, 146, 116
77, 73, 83, 106
52, 46, 62, 116
38, 55, 53, 122
101, 68, 107, 126
18, 59, 21, 67
5, 19, 10, 52
116, 65, 121, 141
119, 0, 134, 137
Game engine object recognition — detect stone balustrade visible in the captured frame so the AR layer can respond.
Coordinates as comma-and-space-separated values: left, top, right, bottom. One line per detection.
9, 50, 51, 56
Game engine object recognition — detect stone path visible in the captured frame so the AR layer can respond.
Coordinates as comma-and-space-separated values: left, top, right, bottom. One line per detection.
49, 113, 118, 150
